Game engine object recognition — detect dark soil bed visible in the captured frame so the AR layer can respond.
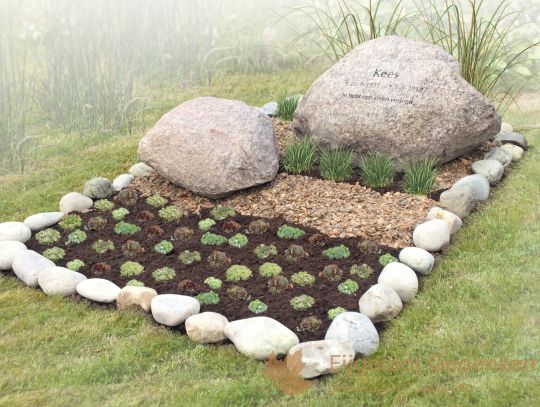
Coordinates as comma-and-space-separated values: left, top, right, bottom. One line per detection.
26, 193, 399, 342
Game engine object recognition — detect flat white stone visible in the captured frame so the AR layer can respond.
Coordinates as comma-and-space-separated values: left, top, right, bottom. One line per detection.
500, 143, 524, 161
23, 212, 64, 231
426, 206, 462, 235
112, 174, 134, 191
471, 160, 504, 185
12, 250, 55, 287
38, 266, 87, 296
185, 312, 229, 343
377, 262, 418, 302
413, 219, 450, 252
358, 284, 403, 323
287, 340, 355, 379
76, 278, 121, 303
399, 247, 435, 275
500, 122, 513, 133
0, 222, 32, 243
0, 241, 28, 270
59, 192, 93, 214
453, 174, 490, 201
151, 294, 200, 326
325, 312, 379, 356
117, 286, 157, 312
224, 316, 299, 360
129, 162, 154, 177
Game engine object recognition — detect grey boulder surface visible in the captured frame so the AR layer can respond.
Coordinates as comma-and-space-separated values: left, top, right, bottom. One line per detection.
293, 36, 500, 167
138, 97, 279, 199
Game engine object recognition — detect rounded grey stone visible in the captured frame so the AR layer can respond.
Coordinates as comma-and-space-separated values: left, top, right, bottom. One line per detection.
413, 219, 450, 252
453, 174, 490, 201
495, 132, 528, 148
76, 278, 121, 303
439, 186, 476, 218
38, 266, 87, 296
151, 294, 200, 326
359, 284, 403, 322
325, 312, 379, 356
59, 192, 93, 214
484, 147, 512, 168
129, 162, 154, 177
12, 250, 54, 287
399, 247, 435, 275
377, 262, 419, 302
471, 160, 504, 185
287, 340, 355, 379
83, 177, 115, 199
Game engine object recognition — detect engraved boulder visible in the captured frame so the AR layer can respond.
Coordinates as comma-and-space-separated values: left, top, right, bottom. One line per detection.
293, 36, 501, 167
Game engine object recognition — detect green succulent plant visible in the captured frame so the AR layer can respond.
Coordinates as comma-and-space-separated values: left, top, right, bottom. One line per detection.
379, 253, 398, 266
285, 244, 308, 262
248, 219, 270, 234
59, 214, 82, 231
154, 240, 174, 255
357, 240, 381, 255
66, 259, 85, 271
198, 218, 216, 231
91, 239, 115, 254
207, 251, 231, 268
152, 266, 176, 282
120, 261, 144, 277
93, 199, 114, 211
248, 299, 268, 314
226, 285, 250, 301
290, 271, 315, 286
253, 244, 277, 259
121, 240, 145, 257
204, 277, 222, 290
43, 247, 65, 261
112, 207, 130, 221
322, 244, 350, 260
196, 290, 220, 305
299, 316, 323, 333
145, 194, 168, 208
226, 265, 253, 282
200, 232, 227, 246
127, 279, 145, 287
290, 295, 315, 311
319, 264, 344, 282
350, 264, 374, 279
267, 275, 292, 294
328, 307, 346, 320
114, 222, 141, 235
338, 279, 360, 295
179, 250, 201, 265
158, 205, 184, 222
277, 224, 305, 240
172, 227, 194, 241
259, 262, 283, 278
67, 229, 87, 245
35, 228, 61, 245
210, 205, 236, 221
86, 216, 108, 231
228, 233, 248, 248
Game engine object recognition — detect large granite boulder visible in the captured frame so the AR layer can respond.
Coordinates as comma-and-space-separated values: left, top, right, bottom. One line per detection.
293, 36, 501, 167
138, 97, 279, 198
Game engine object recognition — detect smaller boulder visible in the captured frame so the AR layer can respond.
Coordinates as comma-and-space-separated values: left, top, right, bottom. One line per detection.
358, 284, 403, 322
112, 174, 134, 191
23, 212, 64, 231
500, 122, 513, 133
413, 219, 450, 252
453, 174, 490, 201
287, 340, 355, 379
0, 222, 32, 243
484, 147, 512, 168
0, 241, 27, 270
439, 186, 476, 218
83, 177, 115, 199
59, 192, 93, 214
495, 132, 527, 148
500, 144, 524, 161
377, 262, 419, 302
37, 266, 87, 296
261, 101, 278, 116
325, 312, 379, 356
471, 160, 504, 185
76, 278, 121, 303
185, 312, 229, 343
426, 206, 462, 235
117, 286, 157, 312
151, 294, 200, 326
129, 162, 154, 177
12, 250, 55, 287
399, 247, 435, 275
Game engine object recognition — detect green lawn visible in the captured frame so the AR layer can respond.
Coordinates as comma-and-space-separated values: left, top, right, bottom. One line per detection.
0, 73, 538, 406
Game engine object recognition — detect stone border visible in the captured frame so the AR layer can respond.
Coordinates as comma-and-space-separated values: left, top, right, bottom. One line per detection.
0, 123, 527, 380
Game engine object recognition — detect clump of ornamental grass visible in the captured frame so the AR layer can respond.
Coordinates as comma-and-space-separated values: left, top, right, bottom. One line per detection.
121, 240, 145, 257
145, 194, 168, 208
228, 233, 248, 248
299, 316, 323, 333
248, 299, 268, 314
114, 189, 139, 207
201, 232, 227, 246
179, 250, 201, 265
285, 244, 309, 262
253, 244, 277, 259
127, 279, 144, 287
158, 205, 184, 222
204, 277, 222, 290
59, 214, 82, 231
35, 228, 61, 245
120, 261, 144, 277
86, 216, 108, 231
319, 147, 354, 181
198, 218, 216, 231
277, 224, 305, 240
267, 275, 292, 294
114, 222, 141, 236
207, 251, 231, 268
43, 247, 65, 261
276, 95, 301, 121
350, 264, 374, 279
361, 152, 396, 188
196, 291, 220, 305
92, 239, 115, 254
152, 267, 176, 282
227, 285, 250, 301
226, 265, 253, 282
66, 230, 87, 245
379, 253, 398, 266
154, 240, 174, 255
322, 244, 350, 260
248, 219, 270, 234
319, 264, 344, 282
290, 294, 315, 311
93, 199, 114, 211
66, 259, 85, 272
291, 271, 315, 286
338, 279, 360, 295
259, 262, 283, 278
112, 208, 129, 221
282, 136, 318, 174
328, 307, 346, 320
210, 205, 236, 221
402, 158, 438, 195
172, 227, 194, 241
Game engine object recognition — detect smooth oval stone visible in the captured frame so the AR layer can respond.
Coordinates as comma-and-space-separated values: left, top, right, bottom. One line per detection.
12, 250, 54, 287
358, 284, 403, 322
453, 174, 490, 201
129, 162, 154, 177
59, 192, 93, 214
261, 101, 278, 116
500, 122, 513, 133
471, 159, 504, 185
413, 219, 450, 252
151, 294, 200, 326
377, 262, 419, 302
24, 212, 64, 231
439, 186, 476, 218
399, 247, 435, 275
76, 278, 121, 303
0, 222, 32, 243
484, 147, 512, 168
426, 206, 462, 235
112, 174, 134, 191
0, 241, 28, 270
83, 177, 115, 199
325, 312, 379, 356
37, 266, 87, 296
117, 286, 158, 312
287, 340, 355, 379
185, 312, 229, 343
500, 143, 524, 161
495, 131, 527, 148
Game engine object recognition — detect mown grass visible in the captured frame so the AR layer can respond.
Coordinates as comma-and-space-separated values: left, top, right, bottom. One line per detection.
0, 77, 538, 405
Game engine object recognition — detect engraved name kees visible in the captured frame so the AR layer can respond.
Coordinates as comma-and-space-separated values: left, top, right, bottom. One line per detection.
342, 68, 426, 105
